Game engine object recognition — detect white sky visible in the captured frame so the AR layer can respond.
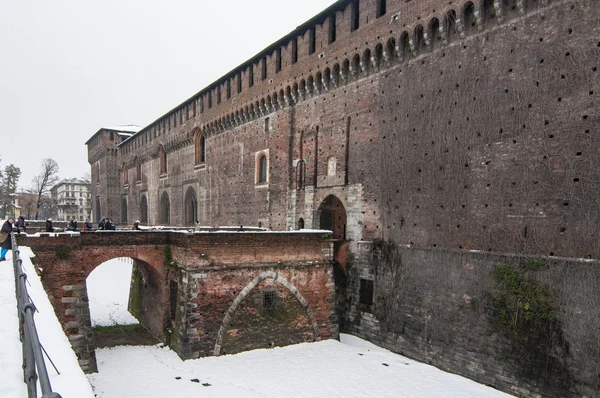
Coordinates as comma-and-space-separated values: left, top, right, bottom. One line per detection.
1, 248, 513, 398
0, 0, 338, 190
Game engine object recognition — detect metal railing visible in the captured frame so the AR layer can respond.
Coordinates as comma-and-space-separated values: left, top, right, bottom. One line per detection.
12, 233, 63, 398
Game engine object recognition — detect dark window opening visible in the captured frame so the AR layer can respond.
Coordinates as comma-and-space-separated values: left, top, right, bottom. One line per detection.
276, 48, 282, 73
308, 27, 316, 54
237, 73, 242, 93
291, 38, 298, 64
217, 86, 221, 104
261, 289, 279, 311
208, 92, 212, 108
261, 58, 267, 80
298, 218, 305, 229
376, 0, 387, 17
248, 66, 254, 88
359, 279, 373, 305
351, 0, 360, 31
226, 80, 231, 99
328, 15, 336, 44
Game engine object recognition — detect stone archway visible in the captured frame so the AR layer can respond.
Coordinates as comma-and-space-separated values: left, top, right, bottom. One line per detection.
29, 241, 174, 373
317, 195, 347, 240
213, 270, 320, 356
316, 195, 348, 332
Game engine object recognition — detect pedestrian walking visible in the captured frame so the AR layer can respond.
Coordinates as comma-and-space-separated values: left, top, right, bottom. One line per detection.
0, 217, 14, 261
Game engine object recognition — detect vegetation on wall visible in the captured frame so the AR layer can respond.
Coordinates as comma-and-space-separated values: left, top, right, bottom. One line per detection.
368, 239, 405, 334
485, 260, 570, 381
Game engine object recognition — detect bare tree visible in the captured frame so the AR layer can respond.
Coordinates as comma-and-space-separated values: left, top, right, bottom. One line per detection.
31, 158, 60, 220
17, 192, 38, 219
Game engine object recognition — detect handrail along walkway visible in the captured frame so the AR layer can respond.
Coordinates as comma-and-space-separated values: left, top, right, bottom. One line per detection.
12, 233, 63, 398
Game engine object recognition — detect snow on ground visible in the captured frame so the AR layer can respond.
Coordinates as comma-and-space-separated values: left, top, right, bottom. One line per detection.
1, 246, 514, 398
1, 247, 95, 398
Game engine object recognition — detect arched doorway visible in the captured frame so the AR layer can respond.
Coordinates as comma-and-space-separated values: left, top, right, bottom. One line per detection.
184, 187, 198, 226
317, 195, 347, 240
140, 195, 148, 224
159, 192, 170, 225
317, 195, 348, 332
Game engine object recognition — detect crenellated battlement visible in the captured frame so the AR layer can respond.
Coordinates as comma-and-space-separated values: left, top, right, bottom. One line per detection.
115, 0, 572, 159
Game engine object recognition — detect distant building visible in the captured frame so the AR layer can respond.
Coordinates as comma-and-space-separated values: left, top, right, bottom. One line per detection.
51, 178, 91, 221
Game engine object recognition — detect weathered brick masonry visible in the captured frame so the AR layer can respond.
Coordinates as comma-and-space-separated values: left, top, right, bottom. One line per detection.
86, 0, 599, 396
19, 231, 337, 373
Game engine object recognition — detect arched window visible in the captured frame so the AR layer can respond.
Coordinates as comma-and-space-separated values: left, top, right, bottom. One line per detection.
298, 218, 305, 229
95, 162, 100, 183
194, 130, 206, 164
413, 25, 425, 54
256, 152, 268, 184
184, 187, 198, 226
445, 10, 458, 42
428, 18, 441, 48
462, 2, 477, 36
483, 0, 496, 23
160, 191, 170, 225
159, 146, 167, 175
140, 195, 148, 224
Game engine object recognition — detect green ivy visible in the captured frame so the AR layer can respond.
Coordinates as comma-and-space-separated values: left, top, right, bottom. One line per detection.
486, 261, 568, 380
489, 262, 555, 334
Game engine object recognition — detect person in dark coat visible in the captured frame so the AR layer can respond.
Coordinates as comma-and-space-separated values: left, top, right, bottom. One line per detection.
16, 216, 26, 234
98, 218, 106, 230
133, 220, 141, 230
45, 218, 54, 232
106, 218, 116, 230
0, 217, 14, 261
68, 218, 77, 231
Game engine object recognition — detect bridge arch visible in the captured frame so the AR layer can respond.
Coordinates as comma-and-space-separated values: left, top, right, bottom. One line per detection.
213, 270, 320, 356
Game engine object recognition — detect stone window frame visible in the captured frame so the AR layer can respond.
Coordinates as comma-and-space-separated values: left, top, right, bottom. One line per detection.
194, 129, 206, 169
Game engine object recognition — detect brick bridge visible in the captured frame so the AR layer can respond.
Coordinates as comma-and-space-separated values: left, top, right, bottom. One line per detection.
18, 231, 338, 373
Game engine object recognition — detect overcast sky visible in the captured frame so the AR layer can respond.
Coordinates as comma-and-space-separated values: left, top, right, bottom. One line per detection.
0, 0, 337, 190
